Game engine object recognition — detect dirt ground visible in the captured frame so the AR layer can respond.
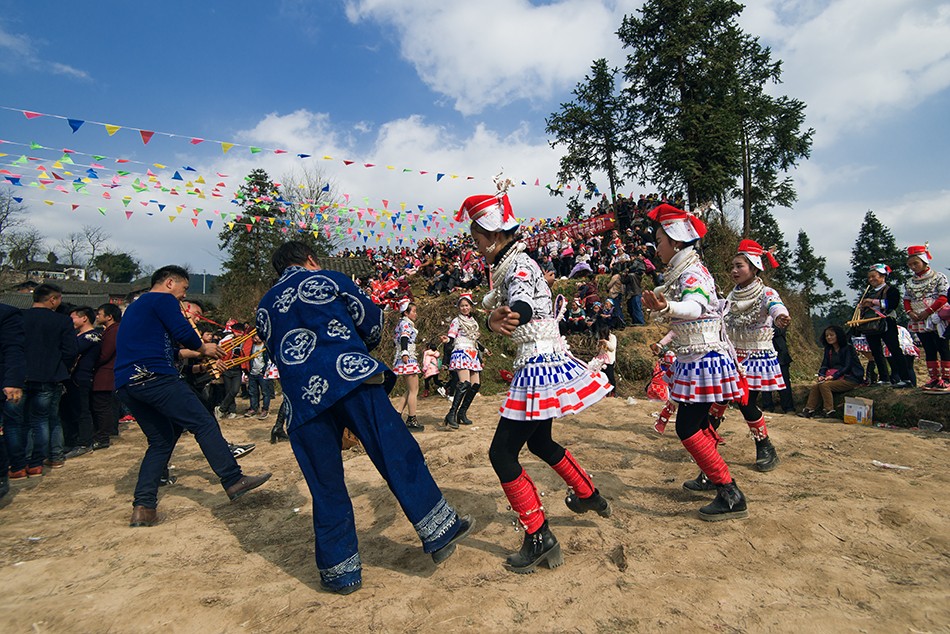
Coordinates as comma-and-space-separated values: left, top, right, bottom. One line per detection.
1, 392, 948, 634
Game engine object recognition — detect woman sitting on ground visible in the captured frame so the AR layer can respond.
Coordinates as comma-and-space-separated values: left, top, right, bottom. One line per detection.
799, 325, 864, 418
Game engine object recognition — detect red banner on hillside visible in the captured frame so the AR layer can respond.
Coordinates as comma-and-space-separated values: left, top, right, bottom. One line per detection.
523, 213, 616, 250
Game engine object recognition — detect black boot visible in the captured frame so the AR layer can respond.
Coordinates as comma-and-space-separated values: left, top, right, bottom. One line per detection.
271, 401, 290, 444
457, 382, 480, 425
443, 381, 470, 430
699, 480, 749, 521
270, 421, 289, 444
406, 415, 425, 433
682, 471, 716, 493
505, 521, 563, 573
565, 488, 612, 517
754, 437, 779, 472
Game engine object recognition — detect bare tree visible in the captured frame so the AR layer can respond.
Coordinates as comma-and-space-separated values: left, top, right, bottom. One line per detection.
57, 231, 88, 266
81, 225, 111, 280
0, 190, 27, 250
280, 165, 341, 250
7, 226, 46, 271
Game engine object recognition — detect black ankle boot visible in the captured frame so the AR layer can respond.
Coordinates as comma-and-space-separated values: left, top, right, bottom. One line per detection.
270, 421, 289, 444
754, 437, 779, 472
443, 381, 470, 430
699, 480, 749, 521
505, 521, 563, 573
406, 415, 425, 432
565, 488, 612, 517
457, 382, 479, 425
682, 471, 716, 493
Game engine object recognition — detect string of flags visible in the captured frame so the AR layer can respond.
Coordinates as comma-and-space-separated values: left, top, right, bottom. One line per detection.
1, 105, 599, 194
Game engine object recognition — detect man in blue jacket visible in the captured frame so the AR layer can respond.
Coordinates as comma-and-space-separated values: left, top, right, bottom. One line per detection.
115, 266, 271, 527
258, 241, 474, 595
0, 302, 25, 497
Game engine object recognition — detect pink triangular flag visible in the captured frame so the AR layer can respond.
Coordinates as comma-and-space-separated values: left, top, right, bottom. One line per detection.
125, 211, 133, 220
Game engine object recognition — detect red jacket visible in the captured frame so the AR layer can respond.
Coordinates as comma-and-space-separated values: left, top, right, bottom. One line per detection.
93, 322, 118, 392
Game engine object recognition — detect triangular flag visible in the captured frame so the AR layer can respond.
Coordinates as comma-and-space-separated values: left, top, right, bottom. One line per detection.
191, 218, 198, 227
23, 111, 43, 119
98, 207, 107, 215
221, 142, 234, 154
250, 147, 262, 154
436, 173, 445, 181
105, 124, 121, 136
67, 119, 84, 133
139, 130, 155, 144
206, 220, 214, 229
190, 138, 204, 145
125, 211, 133, 220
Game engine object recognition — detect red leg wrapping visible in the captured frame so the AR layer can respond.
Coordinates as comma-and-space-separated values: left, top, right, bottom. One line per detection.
709, 402, 728, 419
942, 361, 950, 382
682, 430, 732, 486
551, 450, 595, 499
746, 415, 768, 441
927, 361, 939, 381
501, 470, 545, 533
705, 423, 725, 447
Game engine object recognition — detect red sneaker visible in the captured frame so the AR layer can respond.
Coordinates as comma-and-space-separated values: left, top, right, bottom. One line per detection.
8, 469, 27, 480
26, 465, 44, 477
119, 415, 136, 423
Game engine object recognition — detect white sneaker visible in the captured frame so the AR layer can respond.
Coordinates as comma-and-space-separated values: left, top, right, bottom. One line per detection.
437, 387, 447, 399
227, 413, 237, 419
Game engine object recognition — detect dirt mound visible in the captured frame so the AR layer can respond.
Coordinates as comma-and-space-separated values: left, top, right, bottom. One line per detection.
1, 394, 947, 632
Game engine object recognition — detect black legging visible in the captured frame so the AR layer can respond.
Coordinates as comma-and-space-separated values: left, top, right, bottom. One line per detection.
489, 418, 566, 483
865, 320, 910, 382
736, 391, 762, 422
919, 330, 950, 363
675, 402, 713, 441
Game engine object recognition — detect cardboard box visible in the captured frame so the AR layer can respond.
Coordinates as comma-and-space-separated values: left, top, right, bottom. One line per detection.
843, 396, 873, 425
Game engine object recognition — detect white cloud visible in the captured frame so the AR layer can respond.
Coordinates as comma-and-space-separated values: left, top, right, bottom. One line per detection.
745, 0, 950, 147
0, 21, 91, 81
344, 0, 642, 115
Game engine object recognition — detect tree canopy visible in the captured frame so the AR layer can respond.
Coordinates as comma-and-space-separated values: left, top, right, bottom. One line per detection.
93, 252, 141, 283
848, 210, 905, 293
217, 168, 333, 318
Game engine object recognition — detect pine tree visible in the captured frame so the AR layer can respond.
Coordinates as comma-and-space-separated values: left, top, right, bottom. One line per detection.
749, 208, 791, 286
616, 0, 812, 218
546, 58, 625, 201
218, 168, 332, 318
790, 230, 841, 315
847, 210, 905, 293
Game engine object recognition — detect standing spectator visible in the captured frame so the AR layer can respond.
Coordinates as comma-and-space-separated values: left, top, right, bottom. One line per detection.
623, 257, 645, 326
217, 323, 247, 419
858, 264, 913, 387
902, 245, 949, 391
63, 306, 101, 459
606, 267, 625, 328
244, 334, 274, 418
91, 303, 121, 450
759, 325, 795, 414
7, 284, 77, 476
0, 303, 25, 497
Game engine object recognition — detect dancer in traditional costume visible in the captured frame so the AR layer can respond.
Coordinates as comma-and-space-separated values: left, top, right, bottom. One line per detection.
257, 241, 474, 594
718, 241, 786, 473
458, 186, 612, 573
642, 204, 748, 521
903, 244, 950, 391
442, 293, 485, 429
393, 300, 424, 430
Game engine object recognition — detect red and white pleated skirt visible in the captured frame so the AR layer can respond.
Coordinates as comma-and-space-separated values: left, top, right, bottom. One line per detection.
737, 350, 786, 392
667, 352, 743, 403
500, 352, 612, 421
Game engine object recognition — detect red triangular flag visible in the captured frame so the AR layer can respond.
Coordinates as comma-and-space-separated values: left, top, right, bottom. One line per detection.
140, 130, 155, 144
23, 111, 43, 119
190, 138, 204, 145
71, 204, 79, 211
343, 160, 354, 166
191, 218, 198, 227
125, 211, 133, 220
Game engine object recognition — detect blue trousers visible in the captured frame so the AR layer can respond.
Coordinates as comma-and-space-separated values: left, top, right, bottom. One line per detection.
118, 374, 243, 509
6, 382, 63, 470
247, 374, 274, 412
290, 382, 461, 590
627, 295, 645, 325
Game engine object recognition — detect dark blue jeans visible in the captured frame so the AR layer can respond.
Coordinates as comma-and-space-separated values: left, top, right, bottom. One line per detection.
627, 294, 645, 325
6, 382, 63, 469
117, 374, 243, 509
290, 383, 462, 590
247, 374, 274, 412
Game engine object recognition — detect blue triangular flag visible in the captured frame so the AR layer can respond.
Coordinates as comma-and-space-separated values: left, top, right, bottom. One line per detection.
67, 118, 85, 133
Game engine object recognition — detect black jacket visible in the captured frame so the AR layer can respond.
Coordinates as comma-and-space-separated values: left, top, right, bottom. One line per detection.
22, 307, 78, 383
819, 344, 864, 384
0, 303, 26, 396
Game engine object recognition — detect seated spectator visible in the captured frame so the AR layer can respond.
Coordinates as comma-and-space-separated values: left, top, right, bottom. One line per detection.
799, 325, 864, 419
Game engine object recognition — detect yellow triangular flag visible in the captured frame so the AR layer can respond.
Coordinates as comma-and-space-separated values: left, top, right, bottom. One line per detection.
221, 142, 233, 154
154, 163, 166, 169
105, 124, 121, 136
196, 175, 205, 184
53, 161, 63, 169
169, 216, 176, 222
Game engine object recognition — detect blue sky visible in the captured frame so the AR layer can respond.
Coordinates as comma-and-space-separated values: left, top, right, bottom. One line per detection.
0, 0, 948, 290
